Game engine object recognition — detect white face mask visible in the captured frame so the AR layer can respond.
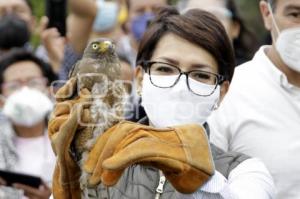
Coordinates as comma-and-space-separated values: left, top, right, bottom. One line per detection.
268, 3, 300, 73
141, 74, 220, 128
3, 87, 53, 127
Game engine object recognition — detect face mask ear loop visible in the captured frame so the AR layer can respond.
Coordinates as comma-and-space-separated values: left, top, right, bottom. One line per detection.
268, 3, 280, 35
212, 101, 219, 110
210, 86, 221, 111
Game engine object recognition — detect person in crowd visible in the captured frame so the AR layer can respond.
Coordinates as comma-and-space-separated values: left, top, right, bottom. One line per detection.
126, 0, 168, 52
49, 7, 275, 199
0, 0, 35, 53
57, 0, 97, 80
0, 49, 57, 199
90, 0, 170, 68
117, 0, 170, 122
0, 0, 65, 73
178, 0, 258, 65
89, 0, 137, 67
58, 0, 133, 81
38, 16, 66, 74
57, 0, 138, 120
90, 0, 128, 44
208, 0, 300, 198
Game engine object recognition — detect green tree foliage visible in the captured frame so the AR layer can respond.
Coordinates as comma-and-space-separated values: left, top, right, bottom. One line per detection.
30, 0, 45, 19
28, 0, 45, 47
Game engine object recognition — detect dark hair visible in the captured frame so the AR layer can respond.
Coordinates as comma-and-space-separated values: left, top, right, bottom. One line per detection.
225, 0, 258, 65
0, 49, 57, 93
136, 6, 235, 82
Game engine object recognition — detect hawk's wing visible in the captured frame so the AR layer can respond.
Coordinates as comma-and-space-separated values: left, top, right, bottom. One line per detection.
68, 61, 81, 79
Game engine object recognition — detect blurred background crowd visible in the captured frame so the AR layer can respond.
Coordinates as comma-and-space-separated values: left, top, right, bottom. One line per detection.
0, 0, 295, 198
24, 0, 271, 49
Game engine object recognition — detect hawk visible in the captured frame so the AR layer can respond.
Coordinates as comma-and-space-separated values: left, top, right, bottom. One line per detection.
68, 38, 126, 197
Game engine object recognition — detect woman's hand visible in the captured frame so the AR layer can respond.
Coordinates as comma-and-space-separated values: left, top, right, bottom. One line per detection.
13, 182, 51, 199
48, 77, 92, 199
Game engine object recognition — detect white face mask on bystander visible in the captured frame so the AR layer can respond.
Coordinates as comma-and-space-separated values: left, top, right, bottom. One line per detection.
141, 74, 220, 128
268, 3, 300, 73
3, 87, 53, 127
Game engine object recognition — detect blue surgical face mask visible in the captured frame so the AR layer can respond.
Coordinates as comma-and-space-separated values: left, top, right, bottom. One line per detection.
131, 13, 154, 42
93, 0, 119, 33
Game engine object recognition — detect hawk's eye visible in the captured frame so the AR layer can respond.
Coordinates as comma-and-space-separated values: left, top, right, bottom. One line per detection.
92, 43, 99, 50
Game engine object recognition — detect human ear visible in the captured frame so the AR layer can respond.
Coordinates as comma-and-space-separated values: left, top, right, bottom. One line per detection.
259, 1, 273, 31
219, 80, 230, 105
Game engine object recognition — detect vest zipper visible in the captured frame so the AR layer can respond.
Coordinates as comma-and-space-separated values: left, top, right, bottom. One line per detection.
155, 171, 166, 199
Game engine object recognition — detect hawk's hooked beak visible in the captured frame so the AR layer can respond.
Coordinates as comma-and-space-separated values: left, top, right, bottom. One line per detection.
99, 41, 114, 53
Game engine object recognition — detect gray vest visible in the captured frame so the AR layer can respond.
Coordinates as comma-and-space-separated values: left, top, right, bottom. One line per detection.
85, 145, 250, 199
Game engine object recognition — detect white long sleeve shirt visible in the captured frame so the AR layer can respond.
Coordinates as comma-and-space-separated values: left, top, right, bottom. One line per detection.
208, 46, 300, 199
178, 158, 275, 199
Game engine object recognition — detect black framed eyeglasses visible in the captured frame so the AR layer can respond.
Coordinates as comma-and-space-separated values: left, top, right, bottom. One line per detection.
140, 61, 226, 96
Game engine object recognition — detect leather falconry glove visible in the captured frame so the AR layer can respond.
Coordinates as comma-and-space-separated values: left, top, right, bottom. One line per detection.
84, 121, 215, 194
48, 77, 92, 199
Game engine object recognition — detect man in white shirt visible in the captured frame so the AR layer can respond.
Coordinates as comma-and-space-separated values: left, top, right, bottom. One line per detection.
208, 0, 300, 198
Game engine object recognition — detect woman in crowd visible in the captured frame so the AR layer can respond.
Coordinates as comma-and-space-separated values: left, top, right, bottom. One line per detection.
49, 7, 275, 199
